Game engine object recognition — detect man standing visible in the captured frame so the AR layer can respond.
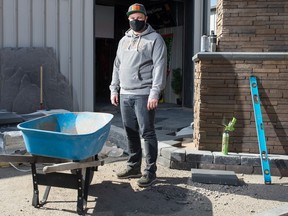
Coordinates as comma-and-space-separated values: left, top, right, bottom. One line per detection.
109, 3, 167, 187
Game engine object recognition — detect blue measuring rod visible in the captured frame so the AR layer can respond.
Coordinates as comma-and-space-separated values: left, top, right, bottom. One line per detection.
249, 76, 271, 184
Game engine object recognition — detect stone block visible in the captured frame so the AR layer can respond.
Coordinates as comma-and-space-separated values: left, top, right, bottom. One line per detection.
157, 155, 171, 168
160, 146, 178, 160
186, 150, 213, 164
269, 154, 288, 169
270, 168, 288, 177
239, 153, 261, 166
171, 149, 186, 162
191, 169, 241, 186
198, 163, 226, 170
213, 152, 241, 165
226, 165, 254, 174
170, 160, 197, 170
253, 166, 263, 175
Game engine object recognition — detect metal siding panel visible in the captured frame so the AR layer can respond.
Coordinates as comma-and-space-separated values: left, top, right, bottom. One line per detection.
0, 0, 95, 112
18, 0, 31, 47
71, 0, 83, 110
83, 0, 94, 111
3, 0, 17, 47
31, 0, 45, 46
46, 0, 58, 54
194, 1, 202, 53
58, 0, 71, 81
0, 0, 3, 47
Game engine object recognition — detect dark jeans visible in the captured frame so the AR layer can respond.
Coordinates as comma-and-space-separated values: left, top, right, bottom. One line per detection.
120, 94, 158, 175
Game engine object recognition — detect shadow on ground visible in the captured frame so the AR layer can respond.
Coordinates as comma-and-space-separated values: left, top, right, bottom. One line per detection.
88, 177, 212, 216
188, 177, 288, 203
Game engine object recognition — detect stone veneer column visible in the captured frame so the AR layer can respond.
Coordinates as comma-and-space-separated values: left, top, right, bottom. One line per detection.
193, 52, 288, 155
216, 0, 288, 52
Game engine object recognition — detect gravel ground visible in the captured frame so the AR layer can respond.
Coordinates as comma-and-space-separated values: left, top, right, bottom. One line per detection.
0, 159, 288, 216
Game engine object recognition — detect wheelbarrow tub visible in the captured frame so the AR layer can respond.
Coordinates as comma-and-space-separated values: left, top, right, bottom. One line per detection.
17, 112, 113, 160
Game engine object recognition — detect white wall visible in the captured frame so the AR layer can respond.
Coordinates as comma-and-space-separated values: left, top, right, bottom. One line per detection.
0, 0, 94, 112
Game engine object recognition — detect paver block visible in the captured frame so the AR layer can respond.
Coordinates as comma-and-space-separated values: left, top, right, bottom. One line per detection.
270, 168, 288, 177
213, 152, 241, 165
171, 160, 197, 170
239, 153, 261, 166
160, 146, 178, 160
171, 149, 186, 162
186, 150, 213, 164
226, 165, 254, 174
269, 154, 288, 169
191, 169, 241, 186
198, 163, 226, 170
157, 155, 171, 168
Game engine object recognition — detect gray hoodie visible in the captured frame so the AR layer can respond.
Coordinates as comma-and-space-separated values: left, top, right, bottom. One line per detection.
109, 24, 167, 100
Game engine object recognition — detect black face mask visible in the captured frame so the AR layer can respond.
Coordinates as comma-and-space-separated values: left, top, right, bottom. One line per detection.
129, 20, 146, 32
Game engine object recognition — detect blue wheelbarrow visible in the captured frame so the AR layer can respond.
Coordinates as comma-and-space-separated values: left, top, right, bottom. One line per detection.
18, 112, 114, 160
1, 112, 113, 215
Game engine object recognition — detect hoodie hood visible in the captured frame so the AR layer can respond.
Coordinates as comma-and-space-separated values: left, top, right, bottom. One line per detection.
125, 24, 156, 51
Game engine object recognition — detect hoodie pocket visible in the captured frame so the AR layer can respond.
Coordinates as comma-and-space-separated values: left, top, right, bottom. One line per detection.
119, 66, 142, 89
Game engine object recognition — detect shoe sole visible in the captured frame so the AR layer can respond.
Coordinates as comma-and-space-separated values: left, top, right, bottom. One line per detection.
117, 174, 142, 179
137, 178, 157, 187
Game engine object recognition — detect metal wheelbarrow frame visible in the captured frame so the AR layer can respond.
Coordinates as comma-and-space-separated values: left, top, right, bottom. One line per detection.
0, 154, 104, 215
0, 112, 113, 215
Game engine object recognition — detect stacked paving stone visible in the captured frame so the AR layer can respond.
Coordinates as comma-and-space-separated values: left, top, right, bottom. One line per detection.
157, 141, 288, 176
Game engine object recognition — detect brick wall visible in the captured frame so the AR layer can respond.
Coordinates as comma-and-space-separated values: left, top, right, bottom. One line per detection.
193, 53, 288, 155
216, 0, 288, 52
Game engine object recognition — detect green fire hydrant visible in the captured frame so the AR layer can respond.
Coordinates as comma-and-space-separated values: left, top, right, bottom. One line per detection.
222, 117, 237, 155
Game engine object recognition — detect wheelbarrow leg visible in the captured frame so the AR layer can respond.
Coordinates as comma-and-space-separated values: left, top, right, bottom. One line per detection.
40, 186, 51, 205
76, 167, 92, 215
31, 163, 40, 208
83, 168, 92, 208
76, 169, 84, 215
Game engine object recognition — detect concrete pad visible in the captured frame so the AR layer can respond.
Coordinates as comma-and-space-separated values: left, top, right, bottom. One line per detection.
191, 169, 242, 186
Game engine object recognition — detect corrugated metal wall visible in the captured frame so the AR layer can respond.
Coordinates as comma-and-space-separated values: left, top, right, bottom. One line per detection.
0, 0, 94, 112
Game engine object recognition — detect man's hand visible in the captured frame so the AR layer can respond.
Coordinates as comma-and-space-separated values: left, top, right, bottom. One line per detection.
111, 94, 119, 106
147, 98, 158, 110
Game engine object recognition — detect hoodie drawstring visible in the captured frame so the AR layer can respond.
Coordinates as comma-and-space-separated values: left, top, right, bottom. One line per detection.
128, 33, 141, 51
136, 35, 141, 52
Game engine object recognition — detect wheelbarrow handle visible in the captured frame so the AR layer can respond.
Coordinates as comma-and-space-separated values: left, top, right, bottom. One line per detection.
43, 160, 104, 174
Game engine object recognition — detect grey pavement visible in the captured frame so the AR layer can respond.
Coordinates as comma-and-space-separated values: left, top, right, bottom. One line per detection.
103, 102, 194, 142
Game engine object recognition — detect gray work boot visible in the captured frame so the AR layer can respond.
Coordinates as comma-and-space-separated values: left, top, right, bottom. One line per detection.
137, 173, 157, 187
117, 168, 142, 179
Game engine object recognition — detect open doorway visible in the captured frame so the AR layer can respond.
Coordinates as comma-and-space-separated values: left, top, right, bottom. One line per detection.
94, 0, 186, 110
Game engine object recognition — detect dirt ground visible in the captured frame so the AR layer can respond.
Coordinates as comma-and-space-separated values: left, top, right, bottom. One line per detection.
0, 159, 288, 216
